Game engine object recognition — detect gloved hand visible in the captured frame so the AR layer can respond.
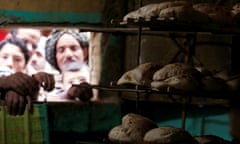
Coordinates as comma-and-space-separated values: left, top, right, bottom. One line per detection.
5, 91, 32, 116
2, 72, 39, 97
32, 72, 55, 91
67, 82, 93, 102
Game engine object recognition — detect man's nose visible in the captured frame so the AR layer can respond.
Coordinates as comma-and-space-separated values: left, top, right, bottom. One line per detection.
31, 54, 38, 61
65, 48, 74, 57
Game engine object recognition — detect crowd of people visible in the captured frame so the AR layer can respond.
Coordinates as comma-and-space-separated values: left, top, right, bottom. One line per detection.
0, 28, 94, 115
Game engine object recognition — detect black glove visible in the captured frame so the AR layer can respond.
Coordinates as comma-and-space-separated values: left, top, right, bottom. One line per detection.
2, 72, 39, 97
67, 82, 93, 101
32, 72, 55, 91
5, 91, 32, 116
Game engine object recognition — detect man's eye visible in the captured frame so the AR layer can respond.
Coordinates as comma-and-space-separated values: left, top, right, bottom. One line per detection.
70, 45, 79, 51
57, 47, 64, 53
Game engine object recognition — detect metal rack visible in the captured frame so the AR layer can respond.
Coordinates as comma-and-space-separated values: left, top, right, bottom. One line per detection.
109, 16, 240, 129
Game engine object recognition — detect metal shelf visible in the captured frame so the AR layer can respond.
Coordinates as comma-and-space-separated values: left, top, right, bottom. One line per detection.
75, 84, 229, 106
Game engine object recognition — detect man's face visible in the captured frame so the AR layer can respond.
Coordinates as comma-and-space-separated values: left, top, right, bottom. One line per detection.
56, 33, 85, 72
0, 43, 26, 73
28, 50, 46, 71
16, 29, 41, 55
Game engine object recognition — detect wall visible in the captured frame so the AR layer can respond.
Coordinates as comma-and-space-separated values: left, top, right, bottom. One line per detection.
0, 0, 105, 24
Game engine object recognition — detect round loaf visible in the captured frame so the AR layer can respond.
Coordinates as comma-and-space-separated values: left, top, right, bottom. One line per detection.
108, 125, 132, 144
153, 63, 200, 81
159, 5, 209, 23
122, 113, 158, 144
144, 126, 195, 144
117, 63, 160, 87
193, 3, 233, 25
151, 75, 199, 91
123, 3, 160, 21
151, 74, 199, 91
193, 3, 228, 14
123, 1, 191, 21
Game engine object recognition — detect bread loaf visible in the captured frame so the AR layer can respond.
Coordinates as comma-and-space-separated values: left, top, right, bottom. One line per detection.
193, 3, 233, 25
117, 63, 160, 87
153, 63, 200, 81
108, 125, 132, 144
159, 5, 209, 23
108, 113, 158, 144
123, 1, 191, 21
151, 74, 199, 91
144, 126, 195, 144
123, 3, 160, 21
121, 113, 158, 143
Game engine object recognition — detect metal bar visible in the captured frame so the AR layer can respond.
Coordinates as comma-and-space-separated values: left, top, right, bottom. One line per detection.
137, 25, 142, 65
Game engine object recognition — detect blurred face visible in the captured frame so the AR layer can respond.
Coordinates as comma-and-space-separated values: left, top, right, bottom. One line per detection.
16, 29, 41, 55
28, 50, 45, 71
0, 43, 26, 72
56, 33, 84, 72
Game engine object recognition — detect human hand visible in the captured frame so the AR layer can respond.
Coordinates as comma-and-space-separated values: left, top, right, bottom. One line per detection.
32, 72, 55, 91
5, 91, 32, 115
67, 82, 93, 101
3, 72, 39, 97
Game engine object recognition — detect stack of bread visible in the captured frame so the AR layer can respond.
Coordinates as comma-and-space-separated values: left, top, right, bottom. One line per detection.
117, 62, 228, 94
192, 3, 233, 25
123, 0, 240, 25
108, 113, 197, 144
123, 0, 209, 23
117, 63, 161, 87
151, 63, 201, 91
108, 113, 158, 144
123, 1, 191, 21
144, 126, 196, 144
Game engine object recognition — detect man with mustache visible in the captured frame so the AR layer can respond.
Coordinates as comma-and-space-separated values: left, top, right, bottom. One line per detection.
45, 29, 94, 101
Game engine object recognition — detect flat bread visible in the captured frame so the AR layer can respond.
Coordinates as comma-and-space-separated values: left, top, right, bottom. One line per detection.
123, 1, 190, 21
108, 125, 132, 144
153, 63, 200, 81
193, 3, 229, 14
193, 3, 233, 25
151, 74, 199, 91
158, 5, 209, 23
117, 63, 160, 87
123, 3, 160, 21
122, 113, 158, 144
144, 126, 195, 144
